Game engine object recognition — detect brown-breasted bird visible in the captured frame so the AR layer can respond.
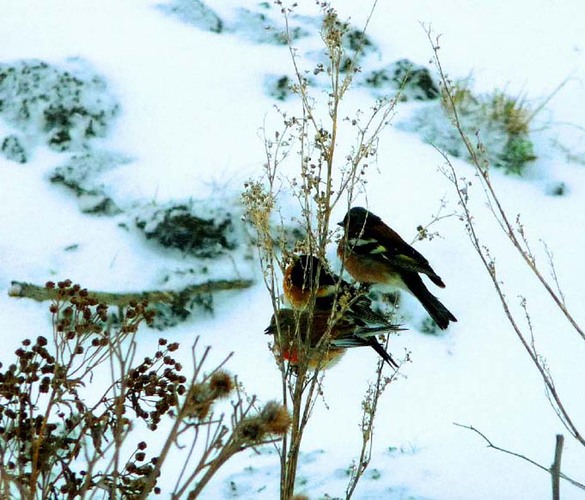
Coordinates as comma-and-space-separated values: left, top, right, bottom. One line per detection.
283, 254, 392, 326
265, 308, 401, 369
283, 254, 339, 310
337, 206, 457, 329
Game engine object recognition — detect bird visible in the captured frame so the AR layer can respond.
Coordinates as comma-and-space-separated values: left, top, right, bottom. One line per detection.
283, 254, 340, 310
337, 206, 457, 329
283, 254, 398, 327
265, 308, 400, 369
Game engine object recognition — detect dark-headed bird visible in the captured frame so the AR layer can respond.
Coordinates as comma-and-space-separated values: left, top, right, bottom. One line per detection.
337, 207, 457, 329
283, 254, 395, 326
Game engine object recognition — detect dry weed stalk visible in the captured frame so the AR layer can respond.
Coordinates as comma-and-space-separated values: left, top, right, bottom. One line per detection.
244, 3, 401, 498
425, 26, 585, 494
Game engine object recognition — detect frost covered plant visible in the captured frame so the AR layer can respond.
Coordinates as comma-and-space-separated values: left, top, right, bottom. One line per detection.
400, 74, 537, 175
0, 60, 119, 152
441, 82, 536, 174
0, 281, 289, 498
244, 3, 401, 499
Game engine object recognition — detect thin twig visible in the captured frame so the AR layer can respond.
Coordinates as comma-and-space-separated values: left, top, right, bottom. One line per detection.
428, 26, 585, 446
454, 424, 584, 491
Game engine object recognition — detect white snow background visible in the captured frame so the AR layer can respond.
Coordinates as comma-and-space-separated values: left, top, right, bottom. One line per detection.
1, 0, 585, 498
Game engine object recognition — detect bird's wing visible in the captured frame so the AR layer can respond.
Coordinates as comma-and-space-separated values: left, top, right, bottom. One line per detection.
369, 225, 446, 287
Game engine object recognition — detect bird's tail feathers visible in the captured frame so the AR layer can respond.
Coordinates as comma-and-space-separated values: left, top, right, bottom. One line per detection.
331, 336, 399, 369
403, 274, 457, 330
367, 338, 399, 368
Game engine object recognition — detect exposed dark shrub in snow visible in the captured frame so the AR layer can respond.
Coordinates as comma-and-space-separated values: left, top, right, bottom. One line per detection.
50, 151, 130, 214
547, 182, 567, 196
335, 28, 378, 75
1, 134, 27, 163
228, 7, 309, 45
342, 28, 376, 54
157, 0, 223, 33
149, 291, 213, 330
163, 0, 310, 43
135, 201, 243, 258
0, 59, 119, 152
265, 74, 292, 101
362, 59, 439, 101
399, 85, 537, 175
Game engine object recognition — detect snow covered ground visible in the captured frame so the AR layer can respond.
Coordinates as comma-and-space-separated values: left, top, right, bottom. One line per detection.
1, 0, 585, 498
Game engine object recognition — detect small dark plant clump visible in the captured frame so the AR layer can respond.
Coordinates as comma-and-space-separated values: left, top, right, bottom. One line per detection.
1, 135, 27, 163
266, 74, 294, 101
0, 59, 120, 152
547, 182, 567, 197
148, 290, 214, 330
135, 202, 241, 258
157, 0, 224, 33
50, 151, 130, 215
363, 59, 440, 101
419, 316, 443, 336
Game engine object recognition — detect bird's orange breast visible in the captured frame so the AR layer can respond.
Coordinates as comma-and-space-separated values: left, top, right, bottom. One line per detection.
339, 246, 400, 286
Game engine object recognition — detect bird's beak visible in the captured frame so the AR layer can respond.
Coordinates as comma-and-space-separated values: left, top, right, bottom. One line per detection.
337, 221, 343, 227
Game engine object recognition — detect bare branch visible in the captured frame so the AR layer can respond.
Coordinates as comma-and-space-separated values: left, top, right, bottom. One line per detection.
454, 424, 585, 492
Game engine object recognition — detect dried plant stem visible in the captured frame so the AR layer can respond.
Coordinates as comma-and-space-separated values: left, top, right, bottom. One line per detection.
426, 27, 584, 343
427, 27, 585, 447
244, 4, 402, 499
443, 153, 584, 446
454, 424, 584, 492
552, 434, 564, 500
346, 354, 400, 498
142, 343, 234, 499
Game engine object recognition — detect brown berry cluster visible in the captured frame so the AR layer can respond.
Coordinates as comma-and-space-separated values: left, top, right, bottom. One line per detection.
0, 333, 96, 496
0, 336, 57, 460
46, 280, 155, 340
125, 338, 186, 430
0, 281, 162, 497
94, 441, 163, 497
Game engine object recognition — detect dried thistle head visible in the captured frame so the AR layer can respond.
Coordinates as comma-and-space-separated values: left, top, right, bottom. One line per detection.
184, 383, 213, 420
238, 416, 266, 444
260, 401, 291, 436
209, 370, 234, 398
236, 401, 290, 445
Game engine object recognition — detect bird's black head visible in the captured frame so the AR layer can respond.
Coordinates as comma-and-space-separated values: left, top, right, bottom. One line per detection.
338, 207, 380, 235
264, 309, 296, 335
290, 254, 335, 287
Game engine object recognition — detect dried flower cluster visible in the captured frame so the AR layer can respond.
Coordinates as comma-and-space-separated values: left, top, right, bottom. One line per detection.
0, 281, 159, 497
0, 281, 290, 498
242, 4, 402, 499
